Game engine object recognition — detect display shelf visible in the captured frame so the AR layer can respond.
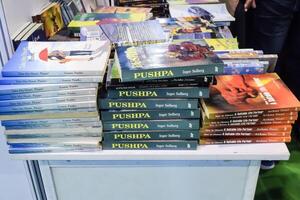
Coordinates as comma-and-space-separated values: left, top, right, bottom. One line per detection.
10, 143, 290, 161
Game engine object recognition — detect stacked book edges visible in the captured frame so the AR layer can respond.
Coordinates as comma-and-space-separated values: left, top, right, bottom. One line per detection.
0, 40, 112, 153
200, 73, 300, 145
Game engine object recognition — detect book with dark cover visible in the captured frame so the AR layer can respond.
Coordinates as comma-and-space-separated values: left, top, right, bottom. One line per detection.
2, 41, 111, 77
99, 99, 199, 110
103, 140, 198, 150
107, 59, 215, 88
201, 73, 300, 119
104, 130, 199, 140
103, 119, 200, 131
106, 87, 209, 99
200, 136, 291, 145
116, 39, 224, 82
101, 109, 200, 121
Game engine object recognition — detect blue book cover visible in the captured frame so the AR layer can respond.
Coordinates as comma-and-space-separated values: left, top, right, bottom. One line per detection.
116, 40, 224, 82
0, 83, 97, 95
2, 41, 111, 77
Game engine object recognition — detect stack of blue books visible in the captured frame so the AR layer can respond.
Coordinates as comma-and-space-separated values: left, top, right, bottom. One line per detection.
0, 40, 111, 153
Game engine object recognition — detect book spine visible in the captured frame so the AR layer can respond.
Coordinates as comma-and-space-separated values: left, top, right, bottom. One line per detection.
0, 76, 102, 84
201, 131, 290, 137
200, 136, 291, 145
121, 64, 224, 82
203, 116, 298, 125
0, 102, 96, 113
4, 121, 102, 130
202, 120, 295, 128
200, 125, 292, 133
206, 111, 298, 120
103, 140, 198, 150
104, 130, 199, 141
1, 71, 102, 77
1, 117, 100, 126
209, 108, 299, 119
101, 109, 200, 121
0, 83, 98, 95
106, 87, 209, 98
103, 120, 200, 131
0, 95, 96, 107
99, 99, 199, 110
0, 88, 97, 101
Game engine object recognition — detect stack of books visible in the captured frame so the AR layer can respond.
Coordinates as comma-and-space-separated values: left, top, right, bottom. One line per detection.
98, 39, 225, 150
0, 40, 111, 154
200, 73, 300, 145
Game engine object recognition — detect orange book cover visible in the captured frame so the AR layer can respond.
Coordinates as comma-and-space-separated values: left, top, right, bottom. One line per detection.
200, 125, 292, 133
200, 136, 292, 145
202, 73, 300, 119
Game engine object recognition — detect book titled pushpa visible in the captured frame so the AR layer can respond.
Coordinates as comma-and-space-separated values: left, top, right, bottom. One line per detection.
2, 41, 111, 77
115, 40, 224, 82
201, 73, 300, 119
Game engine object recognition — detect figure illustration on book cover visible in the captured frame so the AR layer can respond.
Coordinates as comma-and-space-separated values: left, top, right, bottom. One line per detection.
29, 45, 104, 64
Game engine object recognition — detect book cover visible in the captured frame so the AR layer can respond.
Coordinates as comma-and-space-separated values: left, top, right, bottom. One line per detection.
200, 136, 292, 145
101, 109, 200, 121
116, 40, 224, 82
2, 41, 111, 77
107, 59, 214, 88
202, 120, 295, 128
106, 87, 209, 98
98, 20, 166, 46
81, 0, 97, 12
0, 83, 98, 95
99, 99, 199, 110
103, 140, 198, 150
103, 119, 200, 131
202, 73, 300, 118
204, 38, 239, 50
94, 6, 152, 14
0, 95, 96, 107
104, 130, 199, 140
33, 3, 64, 38
68, 13, 148, 33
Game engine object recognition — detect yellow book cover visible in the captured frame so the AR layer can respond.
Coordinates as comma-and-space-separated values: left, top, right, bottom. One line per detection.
204, 38, 239, 50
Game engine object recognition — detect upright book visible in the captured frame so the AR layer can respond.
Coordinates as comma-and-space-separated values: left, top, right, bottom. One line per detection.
2, 41, 111, 77
115, 39, 224, 82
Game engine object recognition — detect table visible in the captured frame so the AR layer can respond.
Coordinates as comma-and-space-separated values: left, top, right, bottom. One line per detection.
11, 143, 290, 200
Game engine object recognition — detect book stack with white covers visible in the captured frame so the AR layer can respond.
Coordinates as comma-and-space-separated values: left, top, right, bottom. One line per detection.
0, 40, 111, 154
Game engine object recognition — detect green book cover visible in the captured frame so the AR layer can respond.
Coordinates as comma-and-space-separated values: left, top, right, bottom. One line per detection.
116, 40, 224, 82
101, 109, 200, 121
98, 99, 199, 110
103, 119, 200, 131
104, 130, 199, 141
103, 140, 198, 150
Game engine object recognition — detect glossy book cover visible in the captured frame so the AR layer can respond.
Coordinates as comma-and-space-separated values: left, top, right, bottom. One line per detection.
2, 41, 111, 77
116, 40, 224, 82
202, 73, 300, 117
